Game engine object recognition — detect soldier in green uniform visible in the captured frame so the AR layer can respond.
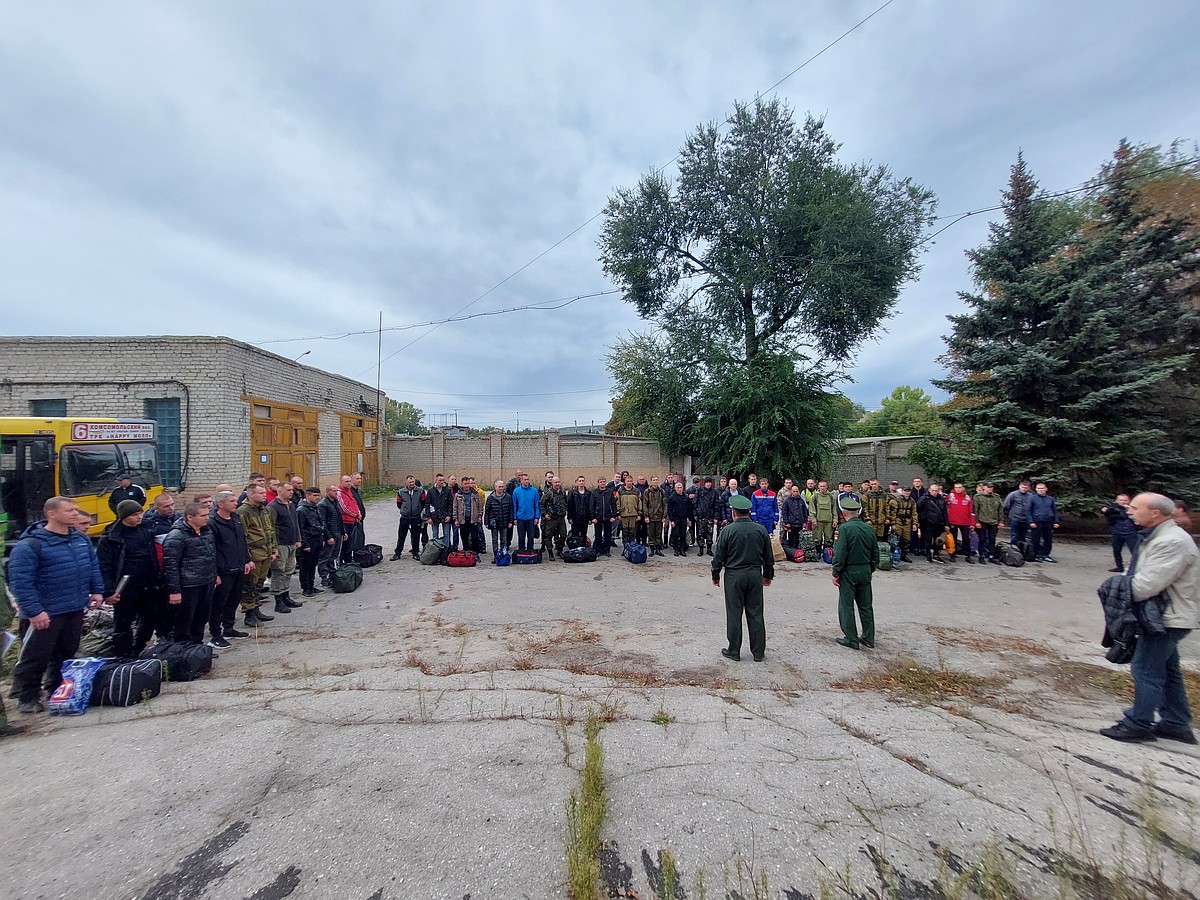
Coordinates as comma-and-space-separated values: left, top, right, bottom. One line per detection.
237, 482, 278, 628
644, 476, 667, 557
831, 497, 878, 649
861, 479, 895, 542
892, 486, 918, 562
1, 548, 25, 737
811, 481, 836, 549
711, 494, 774, 662
540, 475, 569, 560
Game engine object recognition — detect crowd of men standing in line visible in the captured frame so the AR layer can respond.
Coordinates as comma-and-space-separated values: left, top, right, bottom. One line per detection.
1, 471, 373, 731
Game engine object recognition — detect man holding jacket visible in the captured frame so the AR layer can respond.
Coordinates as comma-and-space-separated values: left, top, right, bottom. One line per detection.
1100, 493, 1200, 743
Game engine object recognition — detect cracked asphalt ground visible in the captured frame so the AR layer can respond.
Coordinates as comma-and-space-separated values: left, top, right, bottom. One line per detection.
2, 499, 1199, 899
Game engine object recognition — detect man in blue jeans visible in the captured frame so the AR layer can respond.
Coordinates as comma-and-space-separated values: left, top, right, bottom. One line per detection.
1101, 493, 1138, 573
511, 473, 541, 553
1002, 480, 1032, 547
1101, 493, 1200, 743
1027, 482, 1060, 563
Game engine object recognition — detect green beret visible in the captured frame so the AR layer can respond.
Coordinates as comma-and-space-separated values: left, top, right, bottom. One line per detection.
730, 494, 752, 511
839, 497, 862, 512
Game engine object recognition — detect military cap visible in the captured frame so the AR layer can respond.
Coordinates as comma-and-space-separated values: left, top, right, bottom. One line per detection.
839, 497, 862, 512
729, 494, 753, 511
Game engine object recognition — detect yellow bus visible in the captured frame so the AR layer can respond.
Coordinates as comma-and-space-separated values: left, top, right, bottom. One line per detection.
1, 417, 164, 544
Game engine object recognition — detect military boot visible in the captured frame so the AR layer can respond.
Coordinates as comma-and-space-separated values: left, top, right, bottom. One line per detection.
273, 595, 292, 614
283, 592, 303, 608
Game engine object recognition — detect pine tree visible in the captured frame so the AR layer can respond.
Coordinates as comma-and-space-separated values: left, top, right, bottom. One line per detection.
936, 146, 1200, 509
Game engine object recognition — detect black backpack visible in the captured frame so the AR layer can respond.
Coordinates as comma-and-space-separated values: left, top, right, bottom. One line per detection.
332, 563, 364, 593
139, 641, 214, 682
1020, 539, 1038, 562
1002, 543, 1026, 567
354, 544, 384, 568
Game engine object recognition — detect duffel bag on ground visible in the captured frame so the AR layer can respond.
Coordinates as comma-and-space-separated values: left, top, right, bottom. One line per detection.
565, 535, 591, 550
332, 563, 364, 593
622, 541, 648, 564
354, 544, 384, 568
513, 550, 543, 565
446, 550, 478, 567
781, 545, 805, 563
1020, 538, 1038, 562
1002, 543, 1026, 567
47, 658, 108, 716
420, 538, 446, 566
493, 549, 511, 566
798, 530, 816, 552
562, 547, 598, 563
92, 659, 163, 706
877, 542, 893, 571
140, 641, 214, 682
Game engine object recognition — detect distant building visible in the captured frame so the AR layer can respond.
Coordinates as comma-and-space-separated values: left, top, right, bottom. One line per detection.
0, 336, 384, 490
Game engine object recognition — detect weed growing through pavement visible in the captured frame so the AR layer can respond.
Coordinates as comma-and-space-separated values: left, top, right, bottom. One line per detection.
565, 710, 607, 900
651, 709, 673, 727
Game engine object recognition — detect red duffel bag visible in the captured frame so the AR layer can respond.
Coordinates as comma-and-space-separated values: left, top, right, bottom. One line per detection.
445, 550, 478, 567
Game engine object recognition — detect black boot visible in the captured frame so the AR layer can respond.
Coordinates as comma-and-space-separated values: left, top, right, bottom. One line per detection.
283, 592, 303, 608
254, 607, 274, 621
273, 597, 292, 614
546, 546, 554, 561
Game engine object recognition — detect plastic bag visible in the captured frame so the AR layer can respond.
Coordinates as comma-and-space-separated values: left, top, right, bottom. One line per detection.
945, 530, 956, 555
48, 657, 109, 716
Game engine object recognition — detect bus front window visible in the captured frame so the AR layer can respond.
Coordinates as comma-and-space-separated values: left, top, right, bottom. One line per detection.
120, 443, 161, 487
61, 444, 122, 497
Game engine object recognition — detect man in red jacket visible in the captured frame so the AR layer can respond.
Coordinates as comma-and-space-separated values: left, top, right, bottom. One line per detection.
946, 483, 976, 564
337, 475, 362, 564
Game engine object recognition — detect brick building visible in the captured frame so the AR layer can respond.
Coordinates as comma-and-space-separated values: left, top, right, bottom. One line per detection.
0, 336, 384, 490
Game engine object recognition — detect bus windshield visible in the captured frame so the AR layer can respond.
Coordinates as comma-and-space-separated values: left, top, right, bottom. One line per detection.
120, 442, 161, 487
60, 444, 123, 497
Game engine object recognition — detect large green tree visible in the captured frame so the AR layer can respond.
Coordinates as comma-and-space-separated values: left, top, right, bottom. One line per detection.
385, 399, 427, 435
848, 385, 940, 437
599, 99, 935, 474
935, 145, 1200, 508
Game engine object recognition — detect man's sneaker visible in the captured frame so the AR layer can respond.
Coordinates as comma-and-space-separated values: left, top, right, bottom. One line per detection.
1043, 556, 1058, 564
1109, 566, 1124, 573
1153, 724, 1198, 744
225, 627, 250, 639
208, 636, 232, 650
389, 553, 401, 561
310, 586, 325, 595
965, 556, 975, 564
1100, 722, 1156, 743
17, 700, 43, 714
301, 590, 318, 599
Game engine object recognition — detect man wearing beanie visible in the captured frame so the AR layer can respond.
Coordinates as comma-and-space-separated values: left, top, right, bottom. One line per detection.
96, 499, 161, 658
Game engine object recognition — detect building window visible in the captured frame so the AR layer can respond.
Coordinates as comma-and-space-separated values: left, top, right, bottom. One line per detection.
29, 399, 67, 417
144, 398, 182, 489
253, 404, 272, 419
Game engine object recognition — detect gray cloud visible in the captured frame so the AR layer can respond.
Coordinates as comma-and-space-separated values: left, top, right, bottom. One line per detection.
2, 1, 1197, 428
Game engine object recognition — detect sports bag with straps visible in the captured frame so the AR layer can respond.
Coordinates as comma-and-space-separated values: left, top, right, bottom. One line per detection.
139, 641, 214, 682
622, 541, 648, 564
513, 550, 542, 565
420, 538, 446, 566
331, 563, 364, 593
446, 550, 478, 567
562, 547, 597, 563
354, 544, 384, 568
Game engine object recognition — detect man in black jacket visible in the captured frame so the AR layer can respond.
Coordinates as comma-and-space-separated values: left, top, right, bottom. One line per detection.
666, 481, 692, 556
208, 490, 252, 647
162, 503, 218, 645
426, 474, 454, 549
917, 483, 949, 564
589, 476, 616, 557
107, 473, 147, 515
268, 483, 302, 613
484, 480, 515, 556
297, 487, 328, 599
693, 477, 718, 556
567, 476, 592, 543
97, 499, 161, 658
316, 485, 342, 587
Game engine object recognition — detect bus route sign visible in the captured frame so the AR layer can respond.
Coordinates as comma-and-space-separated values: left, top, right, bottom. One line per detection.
70, 422, 156, 442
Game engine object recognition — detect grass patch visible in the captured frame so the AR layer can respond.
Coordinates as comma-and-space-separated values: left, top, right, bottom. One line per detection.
526, 621, 602, 654
833, 655, 1019, 713
565, 711, 607, 900
929, 626, 1055, 657
1055, 661, 1200, 721
651, 709, 674, 727
402, 652, 432, 675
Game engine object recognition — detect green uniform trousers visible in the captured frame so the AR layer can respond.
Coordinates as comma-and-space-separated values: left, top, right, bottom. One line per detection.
542, 516, 567, 554
649, 518, 664, 549
724, 568, 765, 659
838, 564, 874, 646
241, 553, 272, 612
813, 521, 834, 546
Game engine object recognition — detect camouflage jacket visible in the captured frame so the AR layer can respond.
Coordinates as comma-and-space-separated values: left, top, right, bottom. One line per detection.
541, 487, 568, 519
616, 487, 643, 519
237, 501, 277, 557
644, 487, 667, 520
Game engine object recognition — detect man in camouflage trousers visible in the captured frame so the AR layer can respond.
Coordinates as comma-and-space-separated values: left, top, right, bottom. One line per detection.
861, 478, 895, 542
644, 475, 667, 557
237, 482, 278, 628
616, 476, 643, 542
540, 475, 569, 560
811, 482, 837, 549
892, 486, 918, 562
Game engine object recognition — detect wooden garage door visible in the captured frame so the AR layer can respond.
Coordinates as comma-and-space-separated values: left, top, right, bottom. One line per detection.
340, 414, 379, 485
247, 397, 319, 486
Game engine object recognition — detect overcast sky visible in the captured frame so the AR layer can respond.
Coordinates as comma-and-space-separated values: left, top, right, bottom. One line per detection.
3, 1, 1197, 429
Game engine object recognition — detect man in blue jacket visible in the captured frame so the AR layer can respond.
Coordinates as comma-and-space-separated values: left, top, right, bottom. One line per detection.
7, 497, 104, 714
511, 473, 541, 553
1101, 493, 1138, 573
1028, 482, 1061, 563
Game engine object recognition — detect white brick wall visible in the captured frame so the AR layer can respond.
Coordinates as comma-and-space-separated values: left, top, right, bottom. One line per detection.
0, 336, 386, 491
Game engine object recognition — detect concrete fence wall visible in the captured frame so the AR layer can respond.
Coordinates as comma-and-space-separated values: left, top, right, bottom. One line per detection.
383, 431, 678, 487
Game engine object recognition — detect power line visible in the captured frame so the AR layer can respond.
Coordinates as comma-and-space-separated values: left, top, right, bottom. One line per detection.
386, 388, 610, 399
359, 1, 903, 377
